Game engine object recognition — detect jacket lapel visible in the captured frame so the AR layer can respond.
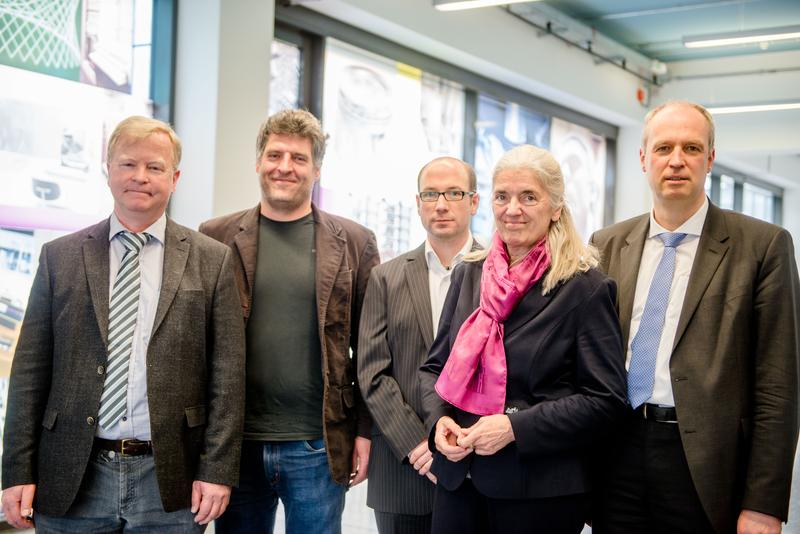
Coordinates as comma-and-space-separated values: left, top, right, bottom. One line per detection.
152, 219, 190, 334
618, 216, 649, 349
503, 281, 553, 338
232, 206, 260, 299
314, 207, 346, 327
84, 219, 112, 346
404, 244, 434, 348
672, 204, 729, 349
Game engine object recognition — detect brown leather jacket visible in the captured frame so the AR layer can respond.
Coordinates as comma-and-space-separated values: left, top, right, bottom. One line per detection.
200, 204, 380, 485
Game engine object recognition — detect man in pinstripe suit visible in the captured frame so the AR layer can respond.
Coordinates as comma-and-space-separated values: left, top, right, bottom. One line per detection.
359, 157, 479, 534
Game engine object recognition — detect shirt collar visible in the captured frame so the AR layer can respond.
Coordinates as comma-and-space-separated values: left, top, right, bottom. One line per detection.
109, 212, 167, 245
648, 196, 708, 239
425, 233, 473, 270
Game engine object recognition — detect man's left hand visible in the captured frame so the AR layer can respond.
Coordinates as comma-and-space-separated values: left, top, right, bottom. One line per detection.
191, 480, 231, 525
349, 436, 371, 486
737, 509, 782, 534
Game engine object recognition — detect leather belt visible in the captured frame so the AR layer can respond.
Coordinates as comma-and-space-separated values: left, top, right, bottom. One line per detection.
636, 404, 678, 423
93, 438, 152, 456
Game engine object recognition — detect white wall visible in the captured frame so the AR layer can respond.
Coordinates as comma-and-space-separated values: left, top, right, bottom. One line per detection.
171, 0, 273, 229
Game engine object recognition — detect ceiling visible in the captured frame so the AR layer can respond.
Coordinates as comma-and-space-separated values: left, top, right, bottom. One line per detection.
518, 0, 800, 63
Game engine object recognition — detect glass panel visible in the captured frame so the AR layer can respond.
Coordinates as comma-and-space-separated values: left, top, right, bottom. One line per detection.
719, 174, 735, 210
473, 94, 550, 239
742, 182, 775, 223
550, 117, 607, 241
321, 38, 465, 260
269, 39, 302, 115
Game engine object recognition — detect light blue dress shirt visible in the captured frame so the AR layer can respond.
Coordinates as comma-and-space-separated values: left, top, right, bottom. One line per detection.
96, 213, 165, 440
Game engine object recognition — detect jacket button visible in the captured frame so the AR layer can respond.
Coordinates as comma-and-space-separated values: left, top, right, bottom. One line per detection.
97, 365, 105, 375
87, 416, 96, 426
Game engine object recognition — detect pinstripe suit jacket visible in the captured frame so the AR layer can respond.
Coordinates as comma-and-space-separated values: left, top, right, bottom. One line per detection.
358, 244, 436, 514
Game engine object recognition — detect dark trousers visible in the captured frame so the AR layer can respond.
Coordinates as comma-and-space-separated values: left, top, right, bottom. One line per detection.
431, 478, 587, 534
595, 415, 715, 534
374, 510, 432, 534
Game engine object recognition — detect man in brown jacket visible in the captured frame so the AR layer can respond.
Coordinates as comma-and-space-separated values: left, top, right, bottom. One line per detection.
200, 109, 379, 534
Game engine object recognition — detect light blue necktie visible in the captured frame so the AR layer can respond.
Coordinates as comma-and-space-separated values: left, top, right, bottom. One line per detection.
627, 232, 687, 409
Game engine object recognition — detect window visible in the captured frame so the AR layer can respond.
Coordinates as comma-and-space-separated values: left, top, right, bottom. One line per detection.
320, 38, 465, 260
742, 182, 775, 223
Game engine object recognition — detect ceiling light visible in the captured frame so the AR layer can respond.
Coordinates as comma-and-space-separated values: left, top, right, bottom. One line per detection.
434, 0, 536, 12
683, 25, 800, 48
706, 101, 800, 115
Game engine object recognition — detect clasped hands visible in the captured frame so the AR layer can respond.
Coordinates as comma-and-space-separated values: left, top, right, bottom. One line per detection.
434, 415, 515, 462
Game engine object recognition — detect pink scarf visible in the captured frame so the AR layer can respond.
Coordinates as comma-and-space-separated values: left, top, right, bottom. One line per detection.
435, 233, 551, 415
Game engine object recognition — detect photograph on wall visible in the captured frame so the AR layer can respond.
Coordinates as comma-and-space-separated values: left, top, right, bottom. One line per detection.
549, 117, 607, 241
0, 0, 153, 96
472, 95, 551, 240
321, 38, 465, 260
0, 64, 150, 232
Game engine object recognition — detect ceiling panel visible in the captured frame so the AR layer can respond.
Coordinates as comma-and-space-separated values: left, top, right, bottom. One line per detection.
539, 0, 800, 61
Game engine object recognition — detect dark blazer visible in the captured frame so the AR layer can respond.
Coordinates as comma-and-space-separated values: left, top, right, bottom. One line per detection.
199, 204, 380, 486
591, 202, 800, 532
1, 217, 246, 516
419, 261, 627, 499
358, 244, 436, 515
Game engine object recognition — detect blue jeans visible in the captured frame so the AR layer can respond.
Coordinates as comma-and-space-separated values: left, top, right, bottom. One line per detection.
215, 439, 346, 534
35, 450, 204, 533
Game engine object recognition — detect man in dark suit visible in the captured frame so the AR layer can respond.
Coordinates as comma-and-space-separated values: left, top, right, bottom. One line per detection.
358, 157, 479, 533
591, 100, 800, 534
1, 116, 246, 531
199, 109, 379, 534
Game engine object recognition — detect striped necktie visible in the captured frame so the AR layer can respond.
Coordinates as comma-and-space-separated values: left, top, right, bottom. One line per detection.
98, 231, 149, 429
627, 232, 687, 409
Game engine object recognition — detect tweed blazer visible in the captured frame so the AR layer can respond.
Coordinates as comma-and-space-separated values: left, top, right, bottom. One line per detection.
419, 261, 627, 499
1, 217, 246, 516
591, 202, 800, 532
199, 204, 380, 485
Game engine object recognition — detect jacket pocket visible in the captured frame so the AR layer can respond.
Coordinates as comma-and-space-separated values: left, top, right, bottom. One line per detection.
185, 405, 207, 428
326, 385, 355, 423
42, 408, 58, 430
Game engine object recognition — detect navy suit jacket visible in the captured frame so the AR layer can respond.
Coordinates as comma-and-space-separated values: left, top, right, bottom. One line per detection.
419, 261, 627, 499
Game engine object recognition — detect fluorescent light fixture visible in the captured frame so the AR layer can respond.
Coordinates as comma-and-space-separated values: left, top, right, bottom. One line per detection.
706, 101, 800, 115
683, 25, 800, 48
434, 0, 536, 12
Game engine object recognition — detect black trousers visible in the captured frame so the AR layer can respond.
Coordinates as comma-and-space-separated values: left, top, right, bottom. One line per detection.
374, 510, 432, 534
431, 478, 587, 534
594, 415, 716, 534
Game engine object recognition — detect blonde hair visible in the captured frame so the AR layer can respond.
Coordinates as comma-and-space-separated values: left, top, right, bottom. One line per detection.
256, 109, 328, 167
107, 115, 182, 169
643, 100, 715, 151
466, 145, 598, 294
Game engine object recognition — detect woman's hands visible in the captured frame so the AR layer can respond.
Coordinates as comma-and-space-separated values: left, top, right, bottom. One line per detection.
434, 414, 516, 462
434, 416, 472, 462
458, 414, 515, 455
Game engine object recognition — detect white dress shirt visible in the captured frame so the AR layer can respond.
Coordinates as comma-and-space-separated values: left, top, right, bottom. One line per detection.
425, 234, 473, 335
97, 213, 165, 440
626, 198, 708, 407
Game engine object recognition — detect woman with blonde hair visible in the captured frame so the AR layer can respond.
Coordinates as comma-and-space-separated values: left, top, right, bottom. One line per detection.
420, 144, 627, 534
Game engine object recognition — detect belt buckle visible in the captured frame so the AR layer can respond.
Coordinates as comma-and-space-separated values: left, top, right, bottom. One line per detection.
120, 438, 136, 456
642, 404, 650, 420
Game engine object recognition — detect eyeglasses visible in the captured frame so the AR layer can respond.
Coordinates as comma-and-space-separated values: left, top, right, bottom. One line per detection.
492, 193, 541, 207
418, 190, 475, 202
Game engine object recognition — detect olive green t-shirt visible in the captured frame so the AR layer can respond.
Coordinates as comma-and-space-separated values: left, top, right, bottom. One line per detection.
243, 212, 323, 440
